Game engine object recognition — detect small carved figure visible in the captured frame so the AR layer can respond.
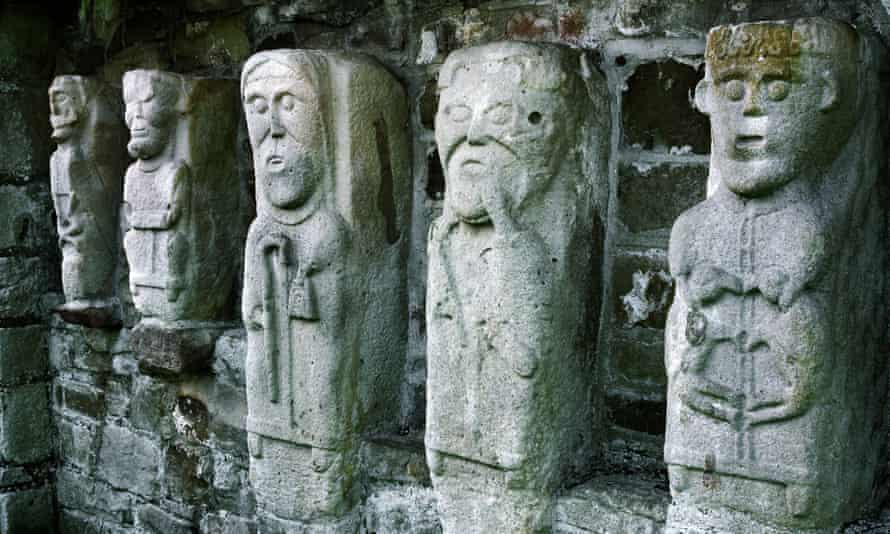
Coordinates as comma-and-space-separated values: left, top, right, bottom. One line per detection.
122, 70, 240, 375
241, 50, 410, 526
49, 76, 126, 327
666, 18, 888, 532
425, 41, 607, 533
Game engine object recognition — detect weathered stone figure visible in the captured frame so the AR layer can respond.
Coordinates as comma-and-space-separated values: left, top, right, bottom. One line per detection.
123, 70, 240, 375
666, 18, 888, 532
426, 42, 607, 533
49, 76, 127, 327
241, 50, 409, 528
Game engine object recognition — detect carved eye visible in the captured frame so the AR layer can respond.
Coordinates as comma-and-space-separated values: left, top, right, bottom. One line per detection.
487, 103, 512, 126
280, 94, 296, 112
722, 79, 745, 101
249, 97, 268, 114
766, 80, 790, 101
446, 104, 471, 123
527, 111, 542, 125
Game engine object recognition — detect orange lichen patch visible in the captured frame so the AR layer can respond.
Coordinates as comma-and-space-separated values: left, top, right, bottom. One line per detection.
505, 11, 554, 40
559, 9, 585, 41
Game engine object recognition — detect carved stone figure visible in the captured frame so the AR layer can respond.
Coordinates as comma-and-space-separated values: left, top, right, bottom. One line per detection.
122, 70, 240, 375
425, 41, 608, 533
49, 76, 127, 327
241, 50, 409, 527
666, 18, 888, 532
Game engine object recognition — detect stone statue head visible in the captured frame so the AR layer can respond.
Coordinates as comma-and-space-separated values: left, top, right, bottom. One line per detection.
123, 70, 185, 160
436, 42, 583, 224
696, 18, 861, 197
241, 50, 329, 215
49, 76, 90, 143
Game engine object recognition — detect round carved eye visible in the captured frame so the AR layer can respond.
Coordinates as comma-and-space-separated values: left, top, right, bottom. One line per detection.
280, 94, 296, 111
250, 97, 268, 114
488, 103, 512, 126
722, 79, 745, 101
446, 104, 471, 123
766, 80, 790, 101
528, 111, 543, 125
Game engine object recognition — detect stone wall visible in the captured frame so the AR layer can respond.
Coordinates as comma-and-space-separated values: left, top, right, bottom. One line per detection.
6, 0, 890, 531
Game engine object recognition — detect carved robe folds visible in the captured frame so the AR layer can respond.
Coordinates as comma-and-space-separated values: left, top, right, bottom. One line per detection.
122, 70, 241, 375
665, 18, 889, 533
49, 76, 127, 327
241, 50, 409, 526
425, 42, 608, 533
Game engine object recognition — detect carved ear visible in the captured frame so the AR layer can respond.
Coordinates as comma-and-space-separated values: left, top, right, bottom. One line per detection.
694, 79, 711, 115
820, 71, 839, 112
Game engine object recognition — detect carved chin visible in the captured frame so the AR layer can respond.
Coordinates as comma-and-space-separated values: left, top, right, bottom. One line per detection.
128, 137, 165, 160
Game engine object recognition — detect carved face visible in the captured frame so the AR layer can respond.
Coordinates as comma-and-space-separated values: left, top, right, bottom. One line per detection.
124, 74, 178, 160
49, 77, 85, 143
243, 62, 325, 211
700, 22, 858, 197
436, 58, 566, 224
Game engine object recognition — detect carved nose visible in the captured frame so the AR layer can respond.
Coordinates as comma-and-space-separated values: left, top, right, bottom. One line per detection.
466, 114, 488, 146
742, 85, 764, 116
269, 111, 285, 137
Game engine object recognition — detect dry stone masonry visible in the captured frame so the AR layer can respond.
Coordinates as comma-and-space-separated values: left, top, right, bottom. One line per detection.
7, 1, 890, 532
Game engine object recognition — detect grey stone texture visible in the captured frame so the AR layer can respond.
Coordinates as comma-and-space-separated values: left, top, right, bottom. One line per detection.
122, 70, 242, 375
11, 0, 890, 532
425, 41, 609, 533
241, 49, 410, 524
49, 75, 128, 327
665, 17, 889, 532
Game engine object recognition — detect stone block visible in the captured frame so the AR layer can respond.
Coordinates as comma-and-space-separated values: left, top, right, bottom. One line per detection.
0, 84, 51, 179
0, 485, 54, 534
617, 160, 707, 233
136, 503, 194, 534
554, 474, 669, 533
131, 321, 222, 378
59, 509, 131, 534
54, 378, 105, 420
611, 249, 673, 330
606, 388, 667, 436
57, 467, 134, 525
199, 511, 257, 534
622, 60, 709, 154
361, 434, 430, 486
609, 329, 667, 391
0, 184, 54, 252
0, 256, 52, 319
174, 15, 251, 70
162, 442, 212, 503
129, 376, 176, 435
97, 424, 160, 497
0, 383, 51, 464
55, 416, 100, 471
363, 485, 441, 534
49, 324, 116, 374
0, 465, 34, 488
0, 326, 48, 386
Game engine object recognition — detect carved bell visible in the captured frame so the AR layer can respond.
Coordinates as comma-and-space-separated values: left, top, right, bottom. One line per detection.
288, 272, 319, 321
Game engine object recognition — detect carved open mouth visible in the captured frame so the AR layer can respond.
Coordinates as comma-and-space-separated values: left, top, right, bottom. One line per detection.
459, 159, 485, 178
735, 135, 766, 151
131, 128, 149, 138
266, 155, 285, 171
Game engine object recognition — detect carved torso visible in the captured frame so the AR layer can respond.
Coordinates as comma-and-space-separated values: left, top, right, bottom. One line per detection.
243, 206, 353, 449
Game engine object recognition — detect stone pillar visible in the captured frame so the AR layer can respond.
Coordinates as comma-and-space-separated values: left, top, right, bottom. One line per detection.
425, 41, 608, 533
240, 50, 410, 529
49, 76, 127, 328
122, 70, 241, 376
665, 18, 888, 533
